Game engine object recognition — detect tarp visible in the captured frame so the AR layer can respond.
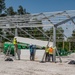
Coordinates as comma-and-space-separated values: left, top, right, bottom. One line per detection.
68, 60, 75, 64
15, 36, 53, 47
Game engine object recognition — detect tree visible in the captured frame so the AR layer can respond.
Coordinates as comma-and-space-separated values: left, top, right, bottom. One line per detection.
28, 18, 44, 40
45, 27, 64, 41
5, 6, 16, 15
17, 5, 30, 15
56, 27, 64, 41
68, 30, 75, 51
0, 0, 5, 14
71, 30, 75, 38
56, 27, 64, 50
17, 5, 26, 15
45, 27, 64, 48
17, 17, 44, 40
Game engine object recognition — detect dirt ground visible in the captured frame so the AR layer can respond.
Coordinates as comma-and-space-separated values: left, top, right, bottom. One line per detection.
0, 52, 75, 75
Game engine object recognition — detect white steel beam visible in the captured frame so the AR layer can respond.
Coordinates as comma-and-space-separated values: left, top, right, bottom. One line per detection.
0, 24, 53, 29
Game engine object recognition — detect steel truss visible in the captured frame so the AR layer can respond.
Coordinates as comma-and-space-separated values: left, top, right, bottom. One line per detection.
0, 10, 75, 41
0, 10, 75, 62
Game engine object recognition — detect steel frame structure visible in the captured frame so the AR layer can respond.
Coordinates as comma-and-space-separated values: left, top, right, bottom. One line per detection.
0, 10, 75, 62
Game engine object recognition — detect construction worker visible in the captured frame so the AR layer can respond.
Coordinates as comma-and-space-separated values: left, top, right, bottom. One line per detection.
45, 46, 49, 62
48, 46, 54, 62
13, 38, 18, 59
13, 38, 17, 52
17, 44, 21, 60
29, 44, 35, 61
32, 45, 36, 60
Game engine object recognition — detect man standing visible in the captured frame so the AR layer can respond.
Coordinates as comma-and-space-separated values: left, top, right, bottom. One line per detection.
13, 38, 19, 59
45, 46, 49, 62
48, 47, 53, 62
13, 38, 17, 53
29, 44, 36, 61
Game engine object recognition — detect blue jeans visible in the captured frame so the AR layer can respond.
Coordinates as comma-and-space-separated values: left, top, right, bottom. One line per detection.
30, 52, 34, 61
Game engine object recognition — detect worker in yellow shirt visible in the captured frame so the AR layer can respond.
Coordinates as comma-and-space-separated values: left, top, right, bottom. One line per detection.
13, 38, 21, 60
48, 46, 54, 62
13, 38, 18, 59
13, 38, 17, 52
45, 46, 49, 62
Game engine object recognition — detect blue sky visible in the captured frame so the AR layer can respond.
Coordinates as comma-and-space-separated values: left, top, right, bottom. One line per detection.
5, 0, 75, 13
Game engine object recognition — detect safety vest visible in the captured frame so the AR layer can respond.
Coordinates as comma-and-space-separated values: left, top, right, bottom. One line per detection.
13, 38, 17, 44
45, 47, 49, 53
49, 47, 53, 54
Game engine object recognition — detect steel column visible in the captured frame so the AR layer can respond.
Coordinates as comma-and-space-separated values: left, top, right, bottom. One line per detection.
53, 26, 56, 62
15, 25, 18, 37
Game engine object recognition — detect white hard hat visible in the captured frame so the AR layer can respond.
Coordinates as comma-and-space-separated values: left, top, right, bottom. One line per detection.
30, 43, 32, 45
50, 45, 53, 47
